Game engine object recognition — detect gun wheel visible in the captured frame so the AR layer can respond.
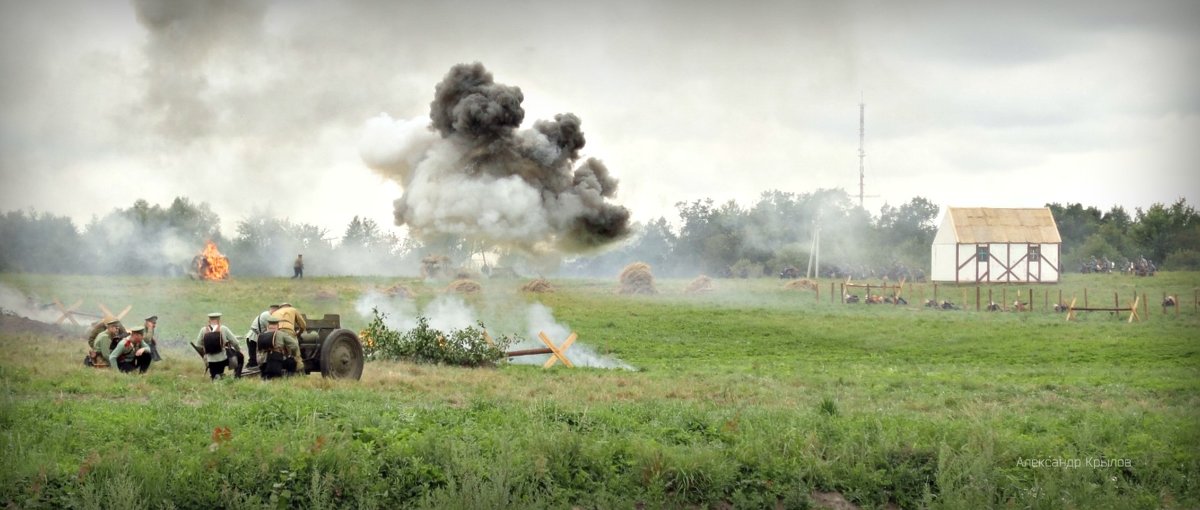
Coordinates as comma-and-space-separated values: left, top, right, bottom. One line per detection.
319, 329, 364, 380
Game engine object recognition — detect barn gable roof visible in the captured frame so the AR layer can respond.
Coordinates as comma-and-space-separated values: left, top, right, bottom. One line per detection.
947, 207, 1061, 244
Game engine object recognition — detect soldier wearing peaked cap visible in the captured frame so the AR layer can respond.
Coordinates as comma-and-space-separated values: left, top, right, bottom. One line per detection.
271, 302, 306, 337
109, 325, 153, 373
257, 316, 303, 379
192, 313, 243, 380
88, 318, 123, 368
143, 315, 162, 361
245, 303, 281, 368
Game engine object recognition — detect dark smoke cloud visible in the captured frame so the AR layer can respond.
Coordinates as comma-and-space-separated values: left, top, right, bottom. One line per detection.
131, 0, 268, 142
361, 62, 631, 253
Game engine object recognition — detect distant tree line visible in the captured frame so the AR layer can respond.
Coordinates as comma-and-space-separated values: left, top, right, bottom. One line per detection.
1047, 199, 1200, 272
563, 192, 1200, 278
0, 193, 1196, 277
0, 197, 418, 276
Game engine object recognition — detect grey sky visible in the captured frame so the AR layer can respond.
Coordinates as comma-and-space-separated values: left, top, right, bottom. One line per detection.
1, 0, 1197, 242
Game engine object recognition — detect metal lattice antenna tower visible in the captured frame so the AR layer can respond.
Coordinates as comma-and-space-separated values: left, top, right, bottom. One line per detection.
858, 94, 866, 208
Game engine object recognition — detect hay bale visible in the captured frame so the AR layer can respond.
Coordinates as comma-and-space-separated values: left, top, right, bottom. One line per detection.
381, 283, 414, 299
783, 279, 818, 291
520, 278, 555, 293
420, 255, 452, 279
684, 275, 714, 294
446, 279, 482, 294
618, 262, 657, 295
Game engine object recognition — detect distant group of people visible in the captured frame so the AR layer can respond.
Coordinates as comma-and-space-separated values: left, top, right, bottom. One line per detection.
85, 302, 307, 381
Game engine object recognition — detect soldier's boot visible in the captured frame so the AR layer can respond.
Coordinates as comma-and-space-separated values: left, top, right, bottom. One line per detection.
247, 340, 258, 368
150, 341, 162, 362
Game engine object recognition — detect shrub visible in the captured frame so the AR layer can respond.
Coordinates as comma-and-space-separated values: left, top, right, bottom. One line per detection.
1163, 249, 1200, 270
362, 309, 515, 367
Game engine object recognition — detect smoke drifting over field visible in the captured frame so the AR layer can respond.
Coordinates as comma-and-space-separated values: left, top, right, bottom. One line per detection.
360, 62, 631, 254
354, 292, 633, 370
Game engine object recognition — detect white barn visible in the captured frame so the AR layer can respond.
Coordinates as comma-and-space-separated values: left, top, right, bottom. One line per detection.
930, 207, 1062, 283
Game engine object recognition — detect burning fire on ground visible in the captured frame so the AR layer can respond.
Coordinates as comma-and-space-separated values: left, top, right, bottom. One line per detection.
195, 240, 230, 280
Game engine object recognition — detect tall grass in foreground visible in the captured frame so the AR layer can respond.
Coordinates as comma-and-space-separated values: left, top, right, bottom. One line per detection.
0, 273, 1197, 508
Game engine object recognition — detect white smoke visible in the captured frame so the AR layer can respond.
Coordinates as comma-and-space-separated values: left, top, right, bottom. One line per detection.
511, 303, 635, 370
361, 114, 559, 249
358, 62, 630, 254
0, 284, 61, 323
354, 291, 634, 370
355, 291, 475, 332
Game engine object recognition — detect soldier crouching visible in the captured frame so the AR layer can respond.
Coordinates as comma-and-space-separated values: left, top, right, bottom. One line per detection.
257, 316, 302, 379
108, 325, 154, 373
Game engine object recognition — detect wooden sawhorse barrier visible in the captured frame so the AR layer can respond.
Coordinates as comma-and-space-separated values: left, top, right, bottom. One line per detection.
54, 299, 131, 326
1065, 296, 1141, 323
486, 330, 577, 368
841, 277, 906, 304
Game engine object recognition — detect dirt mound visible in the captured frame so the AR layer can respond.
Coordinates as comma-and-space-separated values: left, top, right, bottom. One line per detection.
446, 279, 482, 294
618, 262, 657, 295
1, 309, 80, 339
684, 275, 714, 294
314, 288, 338, 300
520, 279, 555, 293
783, 279, 818, 291
381, 283, 414, 299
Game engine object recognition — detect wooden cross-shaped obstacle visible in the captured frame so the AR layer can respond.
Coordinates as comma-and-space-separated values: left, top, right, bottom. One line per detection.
489, 330, 578, 368
53, 299, 131, 326
53, 299, 83, 326
537, 331, 577, 368
99, 303, 133, 323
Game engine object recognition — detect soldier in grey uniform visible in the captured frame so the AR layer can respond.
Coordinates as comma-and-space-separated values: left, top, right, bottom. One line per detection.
192, 313, 242, 380
245, 303, 280, 368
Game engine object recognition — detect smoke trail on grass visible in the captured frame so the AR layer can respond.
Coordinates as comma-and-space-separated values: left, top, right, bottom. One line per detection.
0, 284, 60, 322
354, 291, 634, 370
510, 303, 635, 370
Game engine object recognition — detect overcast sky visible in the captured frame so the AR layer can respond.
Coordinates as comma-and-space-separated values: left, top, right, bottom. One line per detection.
1, 0, 1197, 242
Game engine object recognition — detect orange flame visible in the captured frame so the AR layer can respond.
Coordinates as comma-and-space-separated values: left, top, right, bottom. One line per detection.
198, 240, 230, 281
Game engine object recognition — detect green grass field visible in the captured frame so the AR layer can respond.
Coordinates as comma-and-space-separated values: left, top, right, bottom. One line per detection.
1, 273, 1198, 509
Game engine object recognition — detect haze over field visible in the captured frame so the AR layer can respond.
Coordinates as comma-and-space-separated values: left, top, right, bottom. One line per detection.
1, 0, 1197, 241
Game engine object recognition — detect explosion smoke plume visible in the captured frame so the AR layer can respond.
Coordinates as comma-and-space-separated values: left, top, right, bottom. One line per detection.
360, 62, 631, 253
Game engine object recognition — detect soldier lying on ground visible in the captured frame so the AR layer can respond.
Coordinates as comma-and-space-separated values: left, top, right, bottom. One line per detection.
257, 316, 303, 379
109, 325, 153, 373
192, 312, 244, 380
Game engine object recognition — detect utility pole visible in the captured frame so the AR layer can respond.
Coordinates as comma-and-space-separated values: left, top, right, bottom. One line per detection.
806, 215, 821, 279
858, 94, 866, 209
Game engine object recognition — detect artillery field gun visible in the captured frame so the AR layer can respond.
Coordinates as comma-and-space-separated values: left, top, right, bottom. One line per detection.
239, 313, 365, 380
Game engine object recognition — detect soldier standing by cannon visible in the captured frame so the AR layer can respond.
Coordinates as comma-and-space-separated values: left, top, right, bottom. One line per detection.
245, 303, 280, 368
271, 302, 306, 336
257, 316, 302, 379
